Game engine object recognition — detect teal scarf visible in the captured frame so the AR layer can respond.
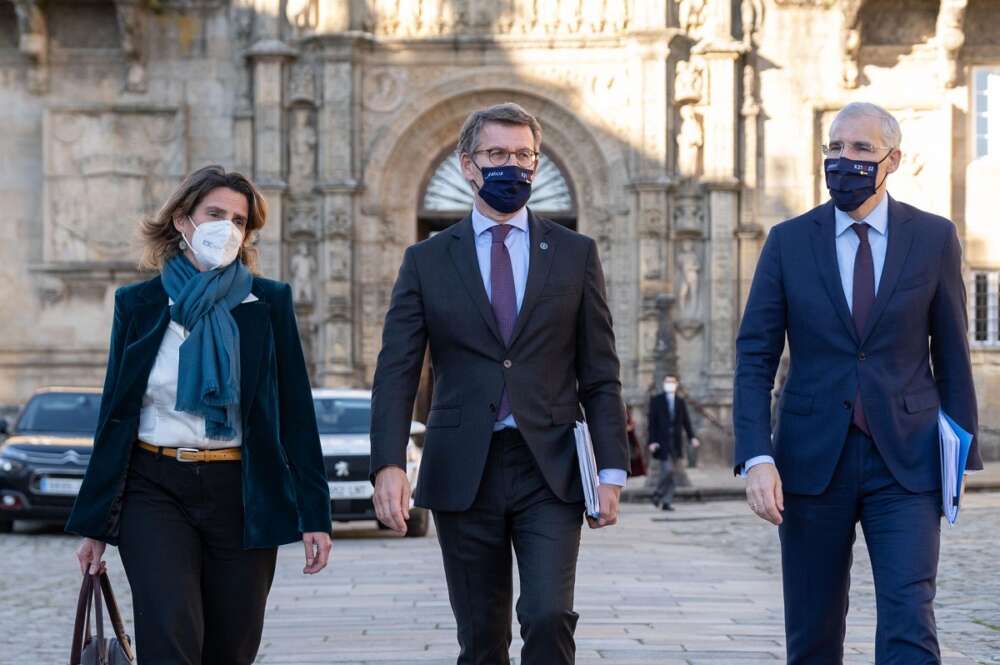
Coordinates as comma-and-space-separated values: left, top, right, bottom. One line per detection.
161, 255, 252, 440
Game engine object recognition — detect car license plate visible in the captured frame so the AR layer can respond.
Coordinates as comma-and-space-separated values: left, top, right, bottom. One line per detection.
328, 481, 373, 500
38, 476, 83, 496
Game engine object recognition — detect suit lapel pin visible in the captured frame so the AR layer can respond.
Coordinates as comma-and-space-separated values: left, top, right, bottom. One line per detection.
539, 241, 549, 251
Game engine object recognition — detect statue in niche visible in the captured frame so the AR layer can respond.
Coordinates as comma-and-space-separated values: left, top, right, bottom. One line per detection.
936, 0, 967, 88
742, 62, 759, 115
286, 0, 318, 33
676, 240, 702, 318
676, 105, 703, 178
288, 110, 316, 194
329, 240, 350, 280
674, 60, 704, 105
290, 243, 317, 304
677, 0, 707, 40
13, 0, 48, 93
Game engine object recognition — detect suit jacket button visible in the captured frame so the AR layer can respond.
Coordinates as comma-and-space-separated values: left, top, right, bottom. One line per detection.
489, 403, 496, 412
858, 352, 866, 360
503, 359, 512, 368
843, 400, 852, 410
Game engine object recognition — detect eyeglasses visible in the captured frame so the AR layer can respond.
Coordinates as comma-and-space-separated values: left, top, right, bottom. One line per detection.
472, 148, 539, 168
821, 141, 893, 159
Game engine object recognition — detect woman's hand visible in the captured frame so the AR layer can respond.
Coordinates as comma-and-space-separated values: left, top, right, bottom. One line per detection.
76, 537, 107, 575
302, 531, 332, 574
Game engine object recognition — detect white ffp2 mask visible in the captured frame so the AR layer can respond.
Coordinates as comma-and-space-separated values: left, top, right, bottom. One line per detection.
184, 217, 243, 271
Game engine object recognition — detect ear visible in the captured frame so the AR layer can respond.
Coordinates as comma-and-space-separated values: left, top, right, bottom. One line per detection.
885, 147, 902, 175
460, 152, 479, 182
171, 211, 187, 235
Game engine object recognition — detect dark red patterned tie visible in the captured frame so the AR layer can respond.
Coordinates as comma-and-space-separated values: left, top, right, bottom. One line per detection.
851, 223, 874, 436
489, 225, 517, 421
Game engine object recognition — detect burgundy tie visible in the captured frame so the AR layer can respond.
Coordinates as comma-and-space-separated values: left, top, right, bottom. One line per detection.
488, 225, 517, 421
851, 223, 874, 436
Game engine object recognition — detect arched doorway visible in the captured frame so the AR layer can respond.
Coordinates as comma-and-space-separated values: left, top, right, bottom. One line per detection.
417, 151, 577, 241
412, 149, 578, 424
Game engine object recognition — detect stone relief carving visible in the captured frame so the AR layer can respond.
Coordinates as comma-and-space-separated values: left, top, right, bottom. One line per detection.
43, 108, 187, 265
935, 0, 967, 88
363, 68, 407, 113
677, 0, 708, 41
288, 109, 317, 194
328, 238, 351, 280
115, 1, 147, 93
361, 0, 630, 36
672, 189, 706, 235
13, 0, 48, 93
286, 0, 319, 35
641, 235, 663, 280
676, 105, 704, 179
286, 200, 321, 237
841, 0, 865, 89
741, 62, 759, 116
325, 208, 351, 238
289, 243, 317, 304
741, 0, 764, 46
674, 60, 705, 106
288, 63, 317, 106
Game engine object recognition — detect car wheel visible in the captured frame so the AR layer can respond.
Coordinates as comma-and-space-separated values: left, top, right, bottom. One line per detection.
0, 520, 13, 534
404, 508, 429, 538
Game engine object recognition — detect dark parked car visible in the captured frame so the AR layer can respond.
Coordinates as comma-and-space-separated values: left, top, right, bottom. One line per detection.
0, 387, 100, 532
313, 388, 429, 537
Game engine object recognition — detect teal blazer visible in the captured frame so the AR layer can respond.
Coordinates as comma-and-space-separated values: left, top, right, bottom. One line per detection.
66, 274, 332, 548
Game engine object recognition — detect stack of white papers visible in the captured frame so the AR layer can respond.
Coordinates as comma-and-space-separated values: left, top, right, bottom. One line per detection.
938, 410, 973, 525
574, 421, 601, 519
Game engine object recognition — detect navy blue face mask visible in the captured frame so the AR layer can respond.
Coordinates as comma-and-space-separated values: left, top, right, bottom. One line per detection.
476, 165, 533, 214
824, 150, 891, 212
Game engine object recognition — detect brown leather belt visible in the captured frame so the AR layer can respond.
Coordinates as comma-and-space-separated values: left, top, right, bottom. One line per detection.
136, 440, 242, 463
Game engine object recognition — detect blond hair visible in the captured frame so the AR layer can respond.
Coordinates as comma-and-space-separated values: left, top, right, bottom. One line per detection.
139, 165, 268, 273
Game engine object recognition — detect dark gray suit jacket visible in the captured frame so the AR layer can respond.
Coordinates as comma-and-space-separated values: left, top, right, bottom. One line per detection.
370, 211, 629, 511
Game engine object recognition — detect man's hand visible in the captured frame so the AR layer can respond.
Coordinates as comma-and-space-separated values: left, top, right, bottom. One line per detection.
302, 531, 332, 574
374, 465, 411, 535
587, 484, 621, 529
691, 437, 701, 448
648, 442, 660, 453
745, 462, 784, 525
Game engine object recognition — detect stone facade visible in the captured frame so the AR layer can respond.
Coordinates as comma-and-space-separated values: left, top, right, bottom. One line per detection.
1, 0, 998, 462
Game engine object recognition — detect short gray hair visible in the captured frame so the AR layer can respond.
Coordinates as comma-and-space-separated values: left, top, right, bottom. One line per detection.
456, 103, 542, 156
830, 102, 902, 149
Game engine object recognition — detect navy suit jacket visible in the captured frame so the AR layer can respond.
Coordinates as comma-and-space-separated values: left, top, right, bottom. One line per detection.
66, 274, 331, 548
733, 197, 982, 495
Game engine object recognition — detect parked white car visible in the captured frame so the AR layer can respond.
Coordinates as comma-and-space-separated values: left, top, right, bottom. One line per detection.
312, 388, 428, 537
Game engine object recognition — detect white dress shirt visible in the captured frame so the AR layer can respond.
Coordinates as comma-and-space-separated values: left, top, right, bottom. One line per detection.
471, 204, 626, 487
137, 294, 257, 449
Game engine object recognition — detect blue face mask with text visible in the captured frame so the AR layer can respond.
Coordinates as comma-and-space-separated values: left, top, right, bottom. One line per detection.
477, 165, 533, 214
824, 151, 891, 212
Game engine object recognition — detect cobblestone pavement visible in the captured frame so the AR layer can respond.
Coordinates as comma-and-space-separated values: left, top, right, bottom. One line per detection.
2, 493, 998, 664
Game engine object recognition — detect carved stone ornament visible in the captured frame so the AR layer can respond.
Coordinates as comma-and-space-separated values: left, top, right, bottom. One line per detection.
675, 239, 702, 318
674, 60, 705, 106
115, 1, 147, 93
286, 200, 321, 237
676, 106, 704, 179
288, 63, 317, 106
841, 0, 865, 89
677, 0, 708, 41
363, 68, 407, 113
672, 190, 706, 235
13, 0, 48, 94
935, 0, 967, 89
288, 109, 317, 194
289, 242, 317, 304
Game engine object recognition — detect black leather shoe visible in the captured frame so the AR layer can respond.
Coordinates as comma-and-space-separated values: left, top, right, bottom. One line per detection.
661, 503, 674, 511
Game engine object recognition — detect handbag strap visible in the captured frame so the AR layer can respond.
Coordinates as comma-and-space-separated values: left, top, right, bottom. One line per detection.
69, 573, 94, 665
97, 572, 136, 662
92, 579, 109, 663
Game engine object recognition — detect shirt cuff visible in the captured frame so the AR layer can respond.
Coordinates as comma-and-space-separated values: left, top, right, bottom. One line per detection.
740, 455, 775, 478
598, 468, 627, 487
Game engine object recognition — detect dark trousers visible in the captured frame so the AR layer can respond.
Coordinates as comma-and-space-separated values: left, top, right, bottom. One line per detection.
780, 427, 941, 665
118, 447, 278, 665
433, 429, 584, 665
652, 457, 676, 507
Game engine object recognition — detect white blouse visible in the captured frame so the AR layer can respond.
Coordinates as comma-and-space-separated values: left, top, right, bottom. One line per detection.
137, 294, 258, 449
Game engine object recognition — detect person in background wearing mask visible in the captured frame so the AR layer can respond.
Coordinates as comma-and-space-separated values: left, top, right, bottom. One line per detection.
647, 375, 699, 511
370, 102, 628, 664
735, 102, 981, 663
68, 165, 332, 665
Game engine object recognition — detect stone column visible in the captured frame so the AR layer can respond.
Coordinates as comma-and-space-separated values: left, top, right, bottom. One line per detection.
246, 34, 297, 280
316, 35, 364, 387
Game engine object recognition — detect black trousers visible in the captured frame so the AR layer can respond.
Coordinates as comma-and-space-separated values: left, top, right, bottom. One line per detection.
780, 427, 941, 665
652, 457, 676, 507
118, 447, 278, 665
433, 429, 585, 665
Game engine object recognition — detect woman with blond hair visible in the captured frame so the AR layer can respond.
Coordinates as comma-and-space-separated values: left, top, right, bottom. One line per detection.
67, 165, 332, 665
